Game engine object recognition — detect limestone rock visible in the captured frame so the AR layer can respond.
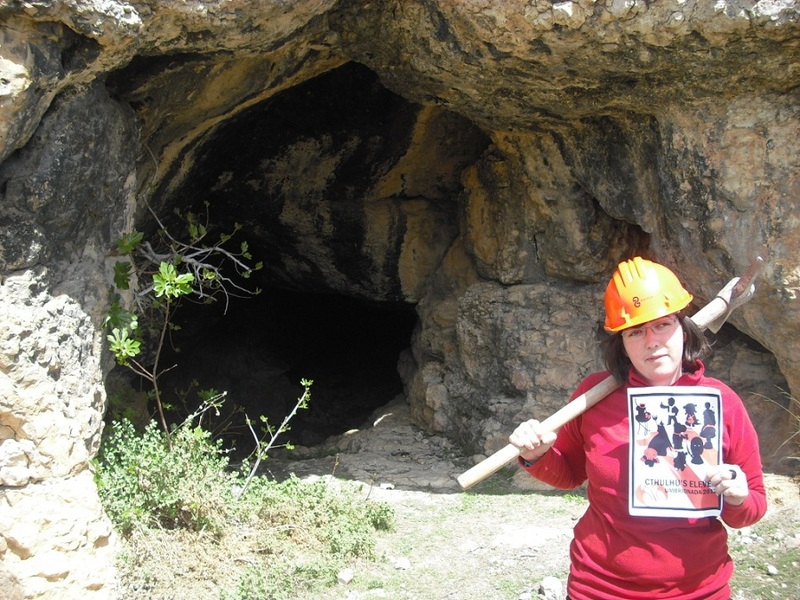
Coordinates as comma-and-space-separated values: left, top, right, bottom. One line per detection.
0, 471, 118, 599
0, 268, 107, 484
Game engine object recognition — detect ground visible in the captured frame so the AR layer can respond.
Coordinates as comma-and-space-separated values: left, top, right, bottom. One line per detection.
117, 396, 800, 599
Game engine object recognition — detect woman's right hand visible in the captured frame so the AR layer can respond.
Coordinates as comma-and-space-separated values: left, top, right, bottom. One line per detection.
509, 419, 557, 463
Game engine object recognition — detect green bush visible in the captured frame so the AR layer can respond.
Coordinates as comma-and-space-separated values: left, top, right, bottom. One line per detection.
95, 418, 238, 534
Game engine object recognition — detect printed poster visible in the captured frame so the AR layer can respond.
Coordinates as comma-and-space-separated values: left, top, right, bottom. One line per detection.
628, 386, 723, 518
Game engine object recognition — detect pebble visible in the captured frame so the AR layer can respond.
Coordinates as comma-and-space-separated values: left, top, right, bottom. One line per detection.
337, 567, 355, 584
389, 555, 411, 570
538, 575, 564, 600
766, 564, 779, 576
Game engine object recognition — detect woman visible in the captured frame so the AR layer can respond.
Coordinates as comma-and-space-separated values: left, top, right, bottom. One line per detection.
509, 257, 766, 600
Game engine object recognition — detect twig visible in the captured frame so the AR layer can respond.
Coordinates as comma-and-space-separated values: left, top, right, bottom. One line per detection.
236, 385, 312, 500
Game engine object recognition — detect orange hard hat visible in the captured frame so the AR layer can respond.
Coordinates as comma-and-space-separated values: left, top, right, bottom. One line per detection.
604, 257, 693, 332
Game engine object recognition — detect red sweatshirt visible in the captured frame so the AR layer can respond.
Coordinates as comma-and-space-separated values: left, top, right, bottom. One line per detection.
523, 362, 766, 600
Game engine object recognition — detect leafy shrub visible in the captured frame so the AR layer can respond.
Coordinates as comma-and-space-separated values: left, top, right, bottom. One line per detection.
95, 418, 238, 534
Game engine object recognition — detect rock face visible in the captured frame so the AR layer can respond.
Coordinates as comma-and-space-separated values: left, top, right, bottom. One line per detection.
0, 1, 798, 597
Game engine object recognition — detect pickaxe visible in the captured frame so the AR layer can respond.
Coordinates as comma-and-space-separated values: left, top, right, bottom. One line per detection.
457, 256, 764, 490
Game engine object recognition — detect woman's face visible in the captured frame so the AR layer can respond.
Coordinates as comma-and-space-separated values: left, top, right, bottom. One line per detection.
621, 314, 685, 386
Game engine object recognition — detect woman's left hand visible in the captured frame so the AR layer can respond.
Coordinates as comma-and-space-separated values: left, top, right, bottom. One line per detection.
707, 464, 749, 506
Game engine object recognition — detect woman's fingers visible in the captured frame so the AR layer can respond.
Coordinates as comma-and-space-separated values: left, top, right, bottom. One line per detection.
707, 464, 749, 506
509, 420, 556, 460
509, 419, 540, 449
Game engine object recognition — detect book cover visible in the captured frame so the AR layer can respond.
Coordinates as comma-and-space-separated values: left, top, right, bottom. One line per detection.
628, 386, 723, 518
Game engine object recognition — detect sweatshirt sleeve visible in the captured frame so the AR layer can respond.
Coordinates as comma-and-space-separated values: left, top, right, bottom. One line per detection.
718, 384, 767, 528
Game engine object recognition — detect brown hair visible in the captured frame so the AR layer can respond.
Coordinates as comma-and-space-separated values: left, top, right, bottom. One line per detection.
601, 312, 712, 384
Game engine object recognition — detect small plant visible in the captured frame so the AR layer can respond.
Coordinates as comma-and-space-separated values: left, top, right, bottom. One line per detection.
95, 410, 237, 535
106, 257, 197, 442
236, 378, 313, 499
104, 202, 262, 440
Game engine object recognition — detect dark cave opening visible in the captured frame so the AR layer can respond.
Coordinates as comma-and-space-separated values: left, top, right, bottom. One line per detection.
157, 286, 418, 455
112, 62, 425, 454
111, 61, 485, 456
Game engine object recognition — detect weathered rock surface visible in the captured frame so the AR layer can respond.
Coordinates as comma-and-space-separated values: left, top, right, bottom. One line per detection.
0, 1, 798, 597
0, 471, 117, 600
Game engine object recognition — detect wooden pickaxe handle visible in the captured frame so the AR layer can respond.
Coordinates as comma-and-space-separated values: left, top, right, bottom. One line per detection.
456, 256, 764, 490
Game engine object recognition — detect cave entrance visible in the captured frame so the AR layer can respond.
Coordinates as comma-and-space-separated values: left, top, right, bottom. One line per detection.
114, 60, 486, 456
159, 286, 418, 456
